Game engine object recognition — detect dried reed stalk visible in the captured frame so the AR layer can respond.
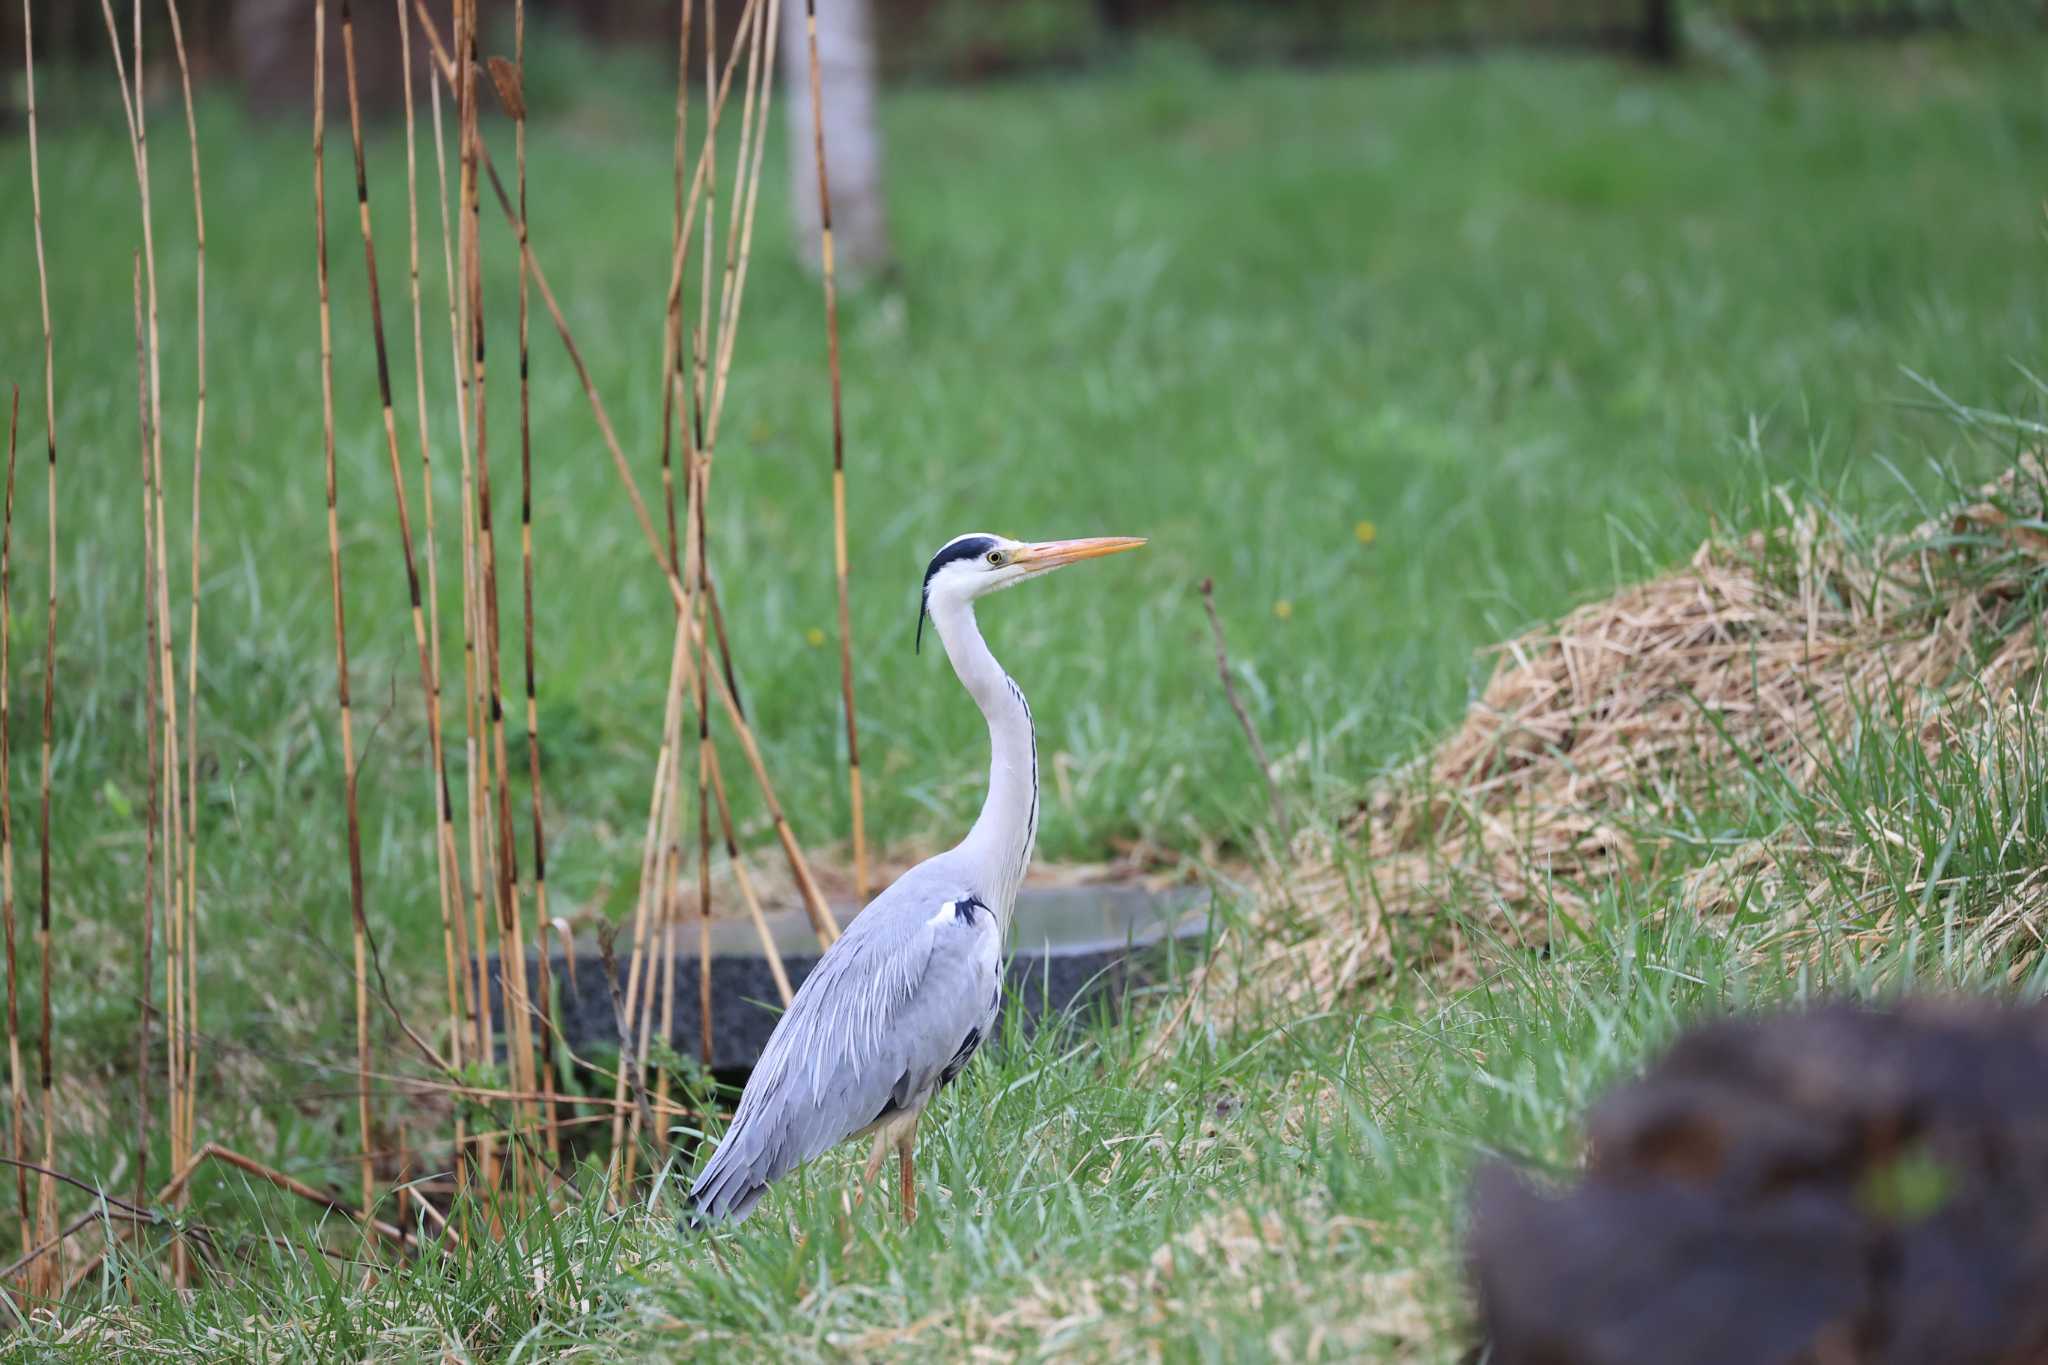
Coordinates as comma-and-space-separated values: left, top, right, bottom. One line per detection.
432, 36, 497, 1199
428, 18, 478, 1040
643, 0, 776, 1149
21, 0, 59, 1296
692, 673, 713, 1057
703, 0, 781, 459
164, 0, 206, 1191
458, 8, 533, 1180
655, 0, 755, 412
100, 3, 201, 1281
411, 0, 837, 950
409, 10, 826, 1183
654, 448, 690, 1148
0, 387, 20, 1265
673, 0, 739, 1092
505, 0, 563, 1168
610, 622, 694, 1197
699, 733, 794, 1004
625, 743, 685, 1177
659, 0, 696, 578
395, 1073, 692, 1116
692, 0, 722, 1071
596, 927, 658, 1161
653, 832, 681, 1133
1199, 578, 1285, 831
647, 622, 802, 1097
802, 0, 869, 903
696, 0, 842, 945
701, 0, 768, 456
445, 0, 504, 1199
645, 0, 761, 776
133, 258, 161, 1225
149, 1143, 408, 1246
192, 1142, 410, 1246
312, 0, 378, 1227
653, 0, 699, 1118
460, 0, 542, 1195
60, 1135, 416, 1292
395, 0, 468, 1176
689, 0, 843, 945
339, 0, 478, 1191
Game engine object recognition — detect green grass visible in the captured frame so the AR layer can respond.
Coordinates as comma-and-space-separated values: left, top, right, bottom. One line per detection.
2, 32, 2047, 1360
46, 666, 2048, 1360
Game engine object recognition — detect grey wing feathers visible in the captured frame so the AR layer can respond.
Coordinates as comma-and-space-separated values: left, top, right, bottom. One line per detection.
687, 872, 1000, 1223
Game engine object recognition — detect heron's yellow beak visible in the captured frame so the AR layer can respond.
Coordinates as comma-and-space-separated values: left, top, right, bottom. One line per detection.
1011, 536, 1147, 570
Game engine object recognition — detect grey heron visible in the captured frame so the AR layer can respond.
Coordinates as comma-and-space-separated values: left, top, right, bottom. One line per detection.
686, 532, 1146, 1224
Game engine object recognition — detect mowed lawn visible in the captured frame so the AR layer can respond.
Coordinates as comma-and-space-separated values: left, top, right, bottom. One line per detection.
0, 33, 2045, 1358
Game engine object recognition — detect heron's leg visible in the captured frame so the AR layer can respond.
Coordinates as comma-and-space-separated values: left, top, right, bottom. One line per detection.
851, 1130, 890, 1210
895, 1116, 919, 1223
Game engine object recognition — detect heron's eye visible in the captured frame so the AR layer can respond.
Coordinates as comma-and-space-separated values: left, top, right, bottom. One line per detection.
986, 549, 1005, 566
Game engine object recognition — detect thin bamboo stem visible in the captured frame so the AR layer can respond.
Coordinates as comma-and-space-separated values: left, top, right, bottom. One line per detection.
395, 0, 467, 1180
509, 0, 562, 1170
697, 709, 792, 1005
693, 651, 713, 1056
689, 0, 841, 944
429, 11, 479, 1057
312, 0, 378, 1230
624, 740, 684, 1180
21, 0, 60, 1298
61, 1136, 419, 1294
692, 0, 719, 1072
98, 0, 192, 1268
414, 0, 838, 947
803, 0, 868, 902
132, 257, 161, 1231
652, 833, 679, 1145
0, 385, 21, 1267
460, 0, 540, 1196
702, 0, 769, 457
608, 620, 693, 1199
693, 0, 718, 485
202, 1143, 409, 1246
339, 0, 477, 1196
653, 0, 755, 1159
659, 0, 756, 414
652, 0, 699, 1153
163, 0, 206, 1189
436, 52, 493, 1102
658, 0, 695, 578
444, 0, 499, 1199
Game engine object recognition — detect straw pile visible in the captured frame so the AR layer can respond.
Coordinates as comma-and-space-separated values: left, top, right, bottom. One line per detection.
1179, 457, 2048, 1031
1683, 688, 2048, 972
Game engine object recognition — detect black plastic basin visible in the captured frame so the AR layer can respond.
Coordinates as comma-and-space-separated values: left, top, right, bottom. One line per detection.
493, 883, 1209, 1074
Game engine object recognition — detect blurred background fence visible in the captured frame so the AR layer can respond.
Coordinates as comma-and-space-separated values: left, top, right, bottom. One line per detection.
3, 0, 2044, 114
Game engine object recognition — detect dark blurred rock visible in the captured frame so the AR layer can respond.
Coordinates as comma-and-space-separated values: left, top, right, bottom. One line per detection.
1470, 1000, 2048, 1365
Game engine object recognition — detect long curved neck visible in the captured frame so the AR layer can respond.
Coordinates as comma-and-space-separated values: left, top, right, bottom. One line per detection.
931, 594, 1037, 923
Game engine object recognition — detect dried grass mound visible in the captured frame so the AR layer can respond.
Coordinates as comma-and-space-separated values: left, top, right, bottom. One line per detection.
1179, 458, 2048, 1032
1470, 998, 2048, 1365
1683, 690, 2048, 974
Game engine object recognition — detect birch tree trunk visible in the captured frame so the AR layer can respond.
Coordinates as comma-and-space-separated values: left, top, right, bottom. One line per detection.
781, 0, 892, 279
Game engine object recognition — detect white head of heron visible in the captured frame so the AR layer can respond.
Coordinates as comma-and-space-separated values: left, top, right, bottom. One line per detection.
917, 532, 1147, 651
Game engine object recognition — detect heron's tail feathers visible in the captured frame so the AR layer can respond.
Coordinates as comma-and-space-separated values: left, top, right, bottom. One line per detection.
684, 1136, 772, 1227
683, 1177, 768, 1228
